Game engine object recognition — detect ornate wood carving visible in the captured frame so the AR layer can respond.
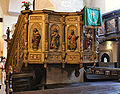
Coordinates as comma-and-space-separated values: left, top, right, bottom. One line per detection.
46, 53, 62, 63
66, 17, 78, 22
29, 53, 41, 61
32, 28, 41, 50
49, 15, 61, 22
29, 23, 42, 51
66, 25, 79, 51
6, 10, 98, 72
49, 24, 60, 50
66, 52, 80, 64
30, 16, 42, 20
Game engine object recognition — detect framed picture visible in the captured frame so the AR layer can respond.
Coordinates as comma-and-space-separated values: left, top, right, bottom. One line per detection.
106, 19, 116, 33
118, 17, 120, 31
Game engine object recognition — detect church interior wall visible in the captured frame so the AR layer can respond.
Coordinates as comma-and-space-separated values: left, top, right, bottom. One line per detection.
99, 41, 117, 63
105, 0, 120, 13
3, 16, 18, 57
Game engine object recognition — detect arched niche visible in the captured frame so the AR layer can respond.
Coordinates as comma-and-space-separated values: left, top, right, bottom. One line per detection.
30, 23, 42, 51
101, 53, 110, 62
49, 24, 60, 50
67, 25, 78, 50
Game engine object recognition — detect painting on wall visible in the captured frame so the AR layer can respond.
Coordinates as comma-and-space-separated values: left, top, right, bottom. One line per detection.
67, 25, 79, 50
118, 17, 120, 31
106, 19, 116, 33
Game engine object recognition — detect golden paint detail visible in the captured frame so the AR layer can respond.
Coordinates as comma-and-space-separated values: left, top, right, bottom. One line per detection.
30, 16, 42, 20
29, 53, 41, 61
49, 15, 61, 22
6, 10, 98, 71
66, 17, 78, 22
46, 53, 62, 63
29, 23, 42, 50
66, 52, 80, 64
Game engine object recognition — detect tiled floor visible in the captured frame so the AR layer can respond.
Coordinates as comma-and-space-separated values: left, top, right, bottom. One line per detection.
14, 81, 120, 94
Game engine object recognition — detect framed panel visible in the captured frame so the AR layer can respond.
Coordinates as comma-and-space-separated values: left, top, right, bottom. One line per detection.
49, 24, 60, 51
118, 17, 120, 31
29, 23, 42, 51
106, 19, 116, 33
66, 25, 79, 51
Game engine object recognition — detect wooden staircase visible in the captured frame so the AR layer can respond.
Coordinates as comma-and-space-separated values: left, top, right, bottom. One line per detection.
12, 72, 36, 92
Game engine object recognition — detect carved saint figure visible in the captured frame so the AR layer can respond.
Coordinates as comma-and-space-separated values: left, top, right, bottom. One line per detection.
84, 30, 92, 50
50, 28, 60, 49
32, 28, 41, 50
68, 30, 79, 50
6, 27, 11, 39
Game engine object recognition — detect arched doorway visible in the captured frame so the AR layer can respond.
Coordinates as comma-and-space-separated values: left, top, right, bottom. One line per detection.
101, 53, 110, 62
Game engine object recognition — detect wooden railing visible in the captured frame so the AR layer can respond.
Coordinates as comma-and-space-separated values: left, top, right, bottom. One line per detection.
6, 11, 29, 72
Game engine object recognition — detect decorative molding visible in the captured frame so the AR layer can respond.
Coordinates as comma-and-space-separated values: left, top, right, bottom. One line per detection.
30, 16, 42, 20
66, 17, 78, 22
49, 15, 61, 22
66, 52, 80, 63
29, 53, 41, 61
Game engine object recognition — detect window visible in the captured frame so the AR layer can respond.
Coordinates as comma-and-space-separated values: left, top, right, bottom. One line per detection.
101, 53, 110, 62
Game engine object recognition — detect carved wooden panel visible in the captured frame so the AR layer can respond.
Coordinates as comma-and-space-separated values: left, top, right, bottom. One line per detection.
30, 16, 42, 20
49, 15, 61, 22
66, 52, 80, 64
83, 28, 93, 52
6, 10, 98, 71
29, 22, 42, 51
29, 52, 42, 61
49, 24, 61, 51
83, 52, 93, 62
66, 24, 79, 51
46, 53, 62, 63
66, 17, 78, 22
19, 31, 25, 63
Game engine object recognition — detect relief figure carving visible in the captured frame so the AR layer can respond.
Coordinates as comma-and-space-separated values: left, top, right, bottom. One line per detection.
68, 30, 79, 50
84, 29, 92, 50
50, 28, 60, 50
32, 28, 41, 50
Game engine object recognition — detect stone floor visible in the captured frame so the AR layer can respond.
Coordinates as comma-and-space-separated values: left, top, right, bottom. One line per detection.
14, 81, 120, 94
0, 85, 6, 94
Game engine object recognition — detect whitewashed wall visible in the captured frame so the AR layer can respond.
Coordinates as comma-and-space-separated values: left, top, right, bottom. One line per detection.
9, 0, 33, 16
49, 0, 84, 12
